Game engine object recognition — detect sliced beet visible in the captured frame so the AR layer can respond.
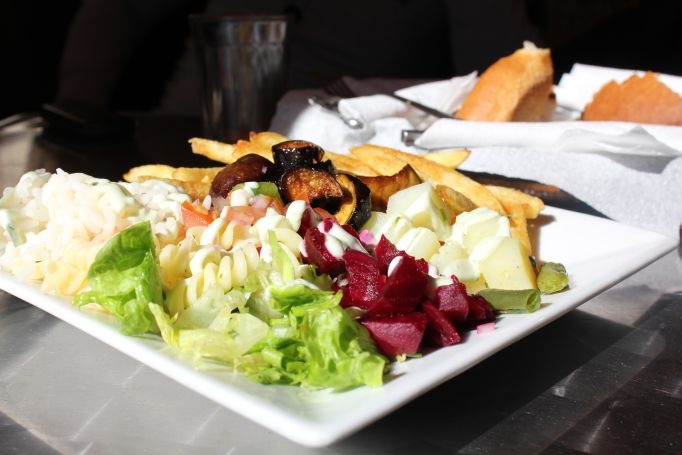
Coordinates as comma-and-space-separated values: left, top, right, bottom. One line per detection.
434, 275, 470, 325
302, 227, 344, 276
422, 301, 461, 347
342, 250, 383, 310
361, 312, 428, 356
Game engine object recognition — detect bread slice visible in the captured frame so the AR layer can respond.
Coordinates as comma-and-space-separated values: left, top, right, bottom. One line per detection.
582, 72, 682, 126
456, 42, 555, 122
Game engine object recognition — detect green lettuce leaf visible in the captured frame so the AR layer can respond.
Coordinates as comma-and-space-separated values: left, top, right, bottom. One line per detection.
74, 221, 163, 335
244, 284, 386, 390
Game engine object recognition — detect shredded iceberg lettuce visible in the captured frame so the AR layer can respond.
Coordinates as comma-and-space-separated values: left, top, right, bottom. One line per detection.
243, 284, 386, 390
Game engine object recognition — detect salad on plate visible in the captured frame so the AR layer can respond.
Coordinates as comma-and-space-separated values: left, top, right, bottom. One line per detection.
0, 134, 567, 391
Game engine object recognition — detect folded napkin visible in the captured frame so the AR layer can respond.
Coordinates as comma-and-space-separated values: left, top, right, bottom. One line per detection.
337, 73, 476, 129
415, 119, 682, 173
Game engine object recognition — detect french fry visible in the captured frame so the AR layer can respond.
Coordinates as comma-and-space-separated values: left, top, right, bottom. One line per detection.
123, 164, 178, 182
324, 151, 378, 176
499, 199, 532, 254
123, 164, 223, 184
349, 144, 505, 213
485, 185, 544, 219
189, 132, 286, 164
189, 137, 238, 164
424, 149, 470, 168
248, 131, 288, 150
484, 185, 545, 253
131, 176, 211, 201
348, 145, 407, 175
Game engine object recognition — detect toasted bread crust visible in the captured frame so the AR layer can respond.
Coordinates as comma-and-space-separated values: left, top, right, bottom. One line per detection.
582, 72, 682, 125
456, 43, 554, 122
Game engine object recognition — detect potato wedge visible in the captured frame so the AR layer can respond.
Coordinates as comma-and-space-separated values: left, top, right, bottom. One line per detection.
349, 144, 504, 213
424, 148, 470, 168
358, 165, 422, 211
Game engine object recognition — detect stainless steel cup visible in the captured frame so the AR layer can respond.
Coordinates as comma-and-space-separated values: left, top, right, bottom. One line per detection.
190, 14, 288, 142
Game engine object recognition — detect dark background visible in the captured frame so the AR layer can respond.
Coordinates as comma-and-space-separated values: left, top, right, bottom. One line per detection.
0, 0, 680, 120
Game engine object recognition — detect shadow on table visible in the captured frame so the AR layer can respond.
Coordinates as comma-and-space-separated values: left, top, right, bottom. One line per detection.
335, 308, 635, 454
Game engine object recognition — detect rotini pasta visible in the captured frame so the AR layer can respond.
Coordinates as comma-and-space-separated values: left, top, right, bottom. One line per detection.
199, 217, 252, 250
165, 242, 260, 314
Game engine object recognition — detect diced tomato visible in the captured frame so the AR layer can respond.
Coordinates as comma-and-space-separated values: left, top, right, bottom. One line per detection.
251, 194, 285, 214
181, 201, 214, 227
313, 207, 335, 220
225, 205, 267, 225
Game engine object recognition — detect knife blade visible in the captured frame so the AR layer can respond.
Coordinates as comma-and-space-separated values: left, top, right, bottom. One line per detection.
389, 93, 454, 119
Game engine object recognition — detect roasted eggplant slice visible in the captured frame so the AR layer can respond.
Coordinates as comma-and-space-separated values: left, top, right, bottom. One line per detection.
334, 173, 372, 230
280, 167, 344, 212
209, 153, 274, 198
271, 140, 325, 170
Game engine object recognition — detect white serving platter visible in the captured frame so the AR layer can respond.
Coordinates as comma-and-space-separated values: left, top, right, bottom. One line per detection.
0, 206, 677, 447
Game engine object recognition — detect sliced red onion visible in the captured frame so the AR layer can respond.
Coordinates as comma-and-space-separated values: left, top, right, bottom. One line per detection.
359, 229, 377, 245
476, 322, 496, 334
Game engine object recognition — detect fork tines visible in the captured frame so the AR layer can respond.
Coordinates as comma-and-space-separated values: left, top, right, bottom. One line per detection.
323, 78, 357, 98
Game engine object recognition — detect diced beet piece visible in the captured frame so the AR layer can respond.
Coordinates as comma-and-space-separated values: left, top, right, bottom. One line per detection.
374, 235, 428, 274
374, 235, 400, 274
361, 312, 428, 356
297, 205, 322, 236
331, 277, 353, 308
367, 254, 428, 316
302, 227, 344, 276
466, 294, 496, 327
342, 250, 383, 310
422, 301, 461, 347
341, 223, 359, 239
434, 275, 470, 325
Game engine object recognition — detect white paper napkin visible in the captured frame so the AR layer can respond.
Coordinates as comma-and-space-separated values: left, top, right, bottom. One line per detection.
415, 119, 682, 173
336, 73, 476, 128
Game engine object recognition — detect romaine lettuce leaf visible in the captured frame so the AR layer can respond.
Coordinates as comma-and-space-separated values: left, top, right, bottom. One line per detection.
74, 221, 163, 335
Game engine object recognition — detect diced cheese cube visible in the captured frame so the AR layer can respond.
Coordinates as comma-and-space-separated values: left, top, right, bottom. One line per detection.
471, 236, 537, 290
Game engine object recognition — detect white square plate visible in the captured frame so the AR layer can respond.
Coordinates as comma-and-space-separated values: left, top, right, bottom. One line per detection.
0, 206, 677, 447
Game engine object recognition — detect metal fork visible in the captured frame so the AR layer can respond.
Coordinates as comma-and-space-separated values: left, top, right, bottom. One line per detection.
323, 78, 358, 98
308, 78, 364, 129
324, 77, 433, 146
